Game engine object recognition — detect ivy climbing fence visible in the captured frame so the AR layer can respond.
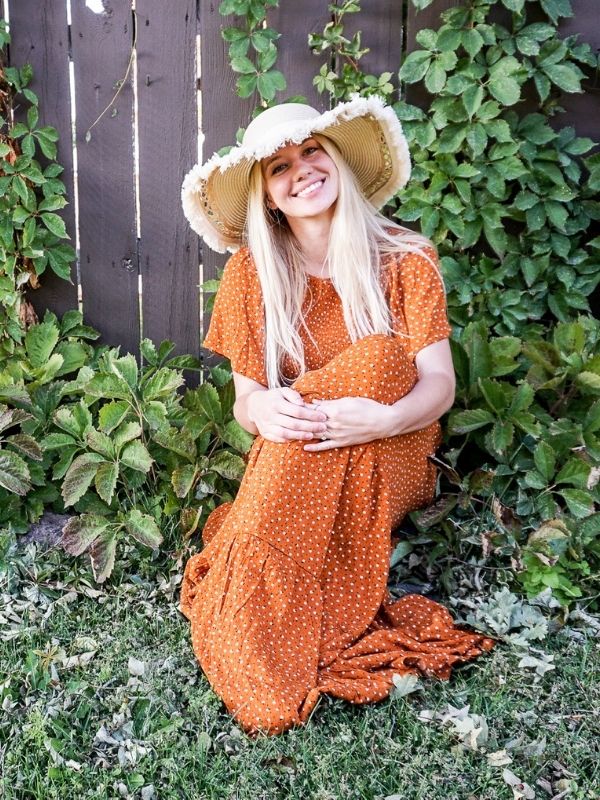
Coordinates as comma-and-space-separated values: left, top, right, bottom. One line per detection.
2, 0, 599, 363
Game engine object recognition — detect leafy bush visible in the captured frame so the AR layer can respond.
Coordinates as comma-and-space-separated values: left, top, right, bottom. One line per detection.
0, 307, 252, 581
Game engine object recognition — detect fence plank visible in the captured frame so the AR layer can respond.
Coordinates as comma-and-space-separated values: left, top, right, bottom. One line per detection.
269, 2, 331, 111
136, 0, 200, 375
343, 0, 404, 95
70, 2, 139, 356
7, 0, 78, 318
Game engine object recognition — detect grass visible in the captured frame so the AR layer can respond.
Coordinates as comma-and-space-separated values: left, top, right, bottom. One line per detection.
0, 537, 599, 800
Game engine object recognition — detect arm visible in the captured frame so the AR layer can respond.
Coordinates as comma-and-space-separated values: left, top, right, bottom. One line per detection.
232, 371, 268, 435
380, 338, 456, 437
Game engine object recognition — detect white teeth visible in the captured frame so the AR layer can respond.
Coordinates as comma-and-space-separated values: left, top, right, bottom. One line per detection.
296, 180, 323, 198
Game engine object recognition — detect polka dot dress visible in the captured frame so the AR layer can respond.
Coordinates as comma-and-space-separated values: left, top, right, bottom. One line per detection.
180, 246, 496, 736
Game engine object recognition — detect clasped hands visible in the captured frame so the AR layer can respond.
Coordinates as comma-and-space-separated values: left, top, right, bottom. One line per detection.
247, 386, 393, 451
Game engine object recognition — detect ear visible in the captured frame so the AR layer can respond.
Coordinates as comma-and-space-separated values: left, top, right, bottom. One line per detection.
265, 195, 277, 210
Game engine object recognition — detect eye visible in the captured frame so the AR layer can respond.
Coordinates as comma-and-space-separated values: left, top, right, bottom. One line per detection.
271, 162, 286, 175
303, 145, 319, 156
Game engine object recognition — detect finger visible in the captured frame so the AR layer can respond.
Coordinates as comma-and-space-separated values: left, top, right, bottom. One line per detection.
279, 403, 327, 423
280, 387, 306, 405
277, 414, 327, 434
303, 439, 337, 452
273, 424, 319, 441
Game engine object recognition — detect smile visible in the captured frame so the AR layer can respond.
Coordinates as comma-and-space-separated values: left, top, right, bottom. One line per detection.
294, 179, 324, 198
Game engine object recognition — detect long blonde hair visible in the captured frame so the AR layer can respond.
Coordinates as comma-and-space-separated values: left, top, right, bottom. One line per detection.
246, 134, 440, 389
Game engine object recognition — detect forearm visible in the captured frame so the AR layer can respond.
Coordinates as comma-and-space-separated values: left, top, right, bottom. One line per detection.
233, 388, 268, 435
381, 372, 455, 437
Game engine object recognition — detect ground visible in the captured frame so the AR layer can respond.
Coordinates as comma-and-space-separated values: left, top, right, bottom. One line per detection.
0, 537, 599, 800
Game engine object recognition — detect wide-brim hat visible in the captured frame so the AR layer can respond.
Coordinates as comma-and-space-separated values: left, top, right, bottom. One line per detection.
181, 94, 411, 254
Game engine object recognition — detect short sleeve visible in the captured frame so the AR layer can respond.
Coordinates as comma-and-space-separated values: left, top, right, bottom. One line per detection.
387, 246, 452, 359
202, 247, 267, 385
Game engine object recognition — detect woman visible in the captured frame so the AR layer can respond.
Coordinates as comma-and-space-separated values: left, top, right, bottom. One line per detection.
180, 96, 495, 736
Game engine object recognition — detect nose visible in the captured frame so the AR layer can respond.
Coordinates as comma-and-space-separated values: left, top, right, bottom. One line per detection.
291, 155, 312, 182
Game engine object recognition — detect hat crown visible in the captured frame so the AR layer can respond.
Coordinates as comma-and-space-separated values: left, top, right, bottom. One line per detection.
242, 103, 320, 150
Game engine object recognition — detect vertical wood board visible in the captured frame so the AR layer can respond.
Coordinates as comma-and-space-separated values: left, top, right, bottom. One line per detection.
70, 1, 139, 356
136, 0, 200, 374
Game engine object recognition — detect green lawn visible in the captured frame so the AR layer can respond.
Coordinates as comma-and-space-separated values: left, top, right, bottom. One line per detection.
1, 537, 599, 800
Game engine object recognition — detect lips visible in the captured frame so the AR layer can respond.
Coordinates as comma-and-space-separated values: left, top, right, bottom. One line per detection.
293, 179, 325, 198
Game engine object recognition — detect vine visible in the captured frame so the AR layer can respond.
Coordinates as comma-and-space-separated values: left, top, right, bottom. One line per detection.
219, 0, 287, 106
0, 20, 75, 357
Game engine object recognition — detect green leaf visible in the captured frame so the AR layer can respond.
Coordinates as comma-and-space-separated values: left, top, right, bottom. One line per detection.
576, 372, 600, 395
111, 354, 138, 390
113, 421, 142, 451
534, 441, 556, 482
85, 373, 132, 401
25, 320, 59, 369
153, 427, 197, 462
142, 367, 184, 401
0, 451, 31, 495
448, 408, 495, 434
94, 461, 119, 505
558, 489, 594, 519
256, 69, 286, 101
539, 0, 572, 23
171, 464, 198, 498
543, 63, 584, 93
398, 51, 431, 84
62, 453, 106, 507
478, 378, 511, 414
60, 514, 110, 556
425, 61, 447, 93
554, 458, 590, 489
462, 84, 483, 117
86, 429, 115, 460
124, 508, 163, 549
120, 441, 153, 473
98, 400, 130, 434
221, 419, 254, 453
42, 432, 78, 451
509, 382, 534, 414
584, 401, 600, 433
89, 529, 117, 583
40, 212, 68, 238
488, 76, 521, 105
190, 382, 222, 424
209, 451, 246, 480
5, 433, 43, 461
231, 56, 256, 74
489, 420, 514, 454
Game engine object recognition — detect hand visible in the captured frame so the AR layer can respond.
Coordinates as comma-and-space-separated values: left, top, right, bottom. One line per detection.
247, 386, 328, 444
303, 396, 392, 452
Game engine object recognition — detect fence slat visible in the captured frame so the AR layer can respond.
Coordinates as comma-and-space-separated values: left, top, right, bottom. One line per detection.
7, 0, 78, 318
70, 2, 139, 356
343, 0, 404, 94
269, 3, 331, 111
136, 0, 200, 374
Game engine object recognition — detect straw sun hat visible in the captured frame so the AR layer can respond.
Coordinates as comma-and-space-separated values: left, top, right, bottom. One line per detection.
181, 94, 411, 254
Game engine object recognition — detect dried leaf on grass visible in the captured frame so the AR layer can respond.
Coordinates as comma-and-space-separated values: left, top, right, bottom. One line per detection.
503, 768, 536, 799
128, 656, 145, 676
390, 673, 422, 698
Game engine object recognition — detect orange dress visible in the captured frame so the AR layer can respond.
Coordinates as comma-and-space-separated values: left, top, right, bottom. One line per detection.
180, 246, 495, 735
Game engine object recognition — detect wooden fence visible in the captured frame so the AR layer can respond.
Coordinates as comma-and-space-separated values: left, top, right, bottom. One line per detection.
2, 0, 599, 366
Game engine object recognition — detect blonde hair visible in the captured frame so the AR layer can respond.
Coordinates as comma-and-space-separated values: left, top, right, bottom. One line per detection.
246, 134, 441, 389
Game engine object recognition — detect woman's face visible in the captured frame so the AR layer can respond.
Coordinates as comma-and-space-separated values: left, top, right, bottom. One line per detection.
261, 137, 339, 223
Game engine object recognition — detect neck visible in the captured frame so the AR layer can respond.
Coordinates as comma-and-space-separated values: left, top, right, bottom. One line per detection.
287, 217, 332, 276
